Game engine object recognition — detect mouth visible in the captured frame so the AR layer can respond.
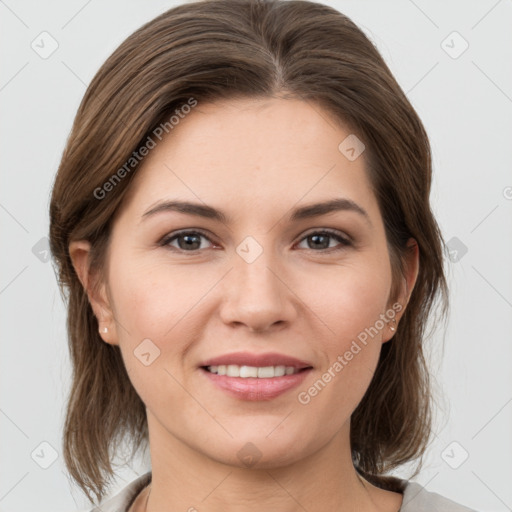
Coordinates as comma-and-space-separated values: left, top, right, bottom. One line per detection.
199, 351, 313, 372
201, 364, 311, 378
199, 365, 313, 400
198, 352, 313, 401
198, 352, 314, 400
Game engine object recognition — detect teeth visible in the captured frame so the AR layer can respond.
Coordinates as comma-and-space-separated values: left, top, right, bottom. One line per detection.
206, 364, 302, 378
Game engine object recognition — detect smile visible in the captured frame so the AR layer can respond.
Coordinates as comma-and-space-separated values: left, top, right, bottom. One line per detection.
204, 364, 304, 378
200, 366, 313, 401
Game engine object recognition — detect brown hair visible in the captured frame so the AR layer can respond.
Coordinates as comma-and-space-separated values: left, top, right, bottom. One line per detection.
49, 0, 448, 503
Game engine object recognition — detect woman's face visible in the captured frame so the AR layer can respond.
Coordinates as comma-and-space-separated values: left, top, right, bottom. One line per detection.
76, 97, 416, 468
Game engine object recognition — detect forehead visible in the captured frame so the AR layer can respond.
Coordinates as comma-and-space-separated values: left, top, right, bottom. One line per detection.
118, 97, 378, 222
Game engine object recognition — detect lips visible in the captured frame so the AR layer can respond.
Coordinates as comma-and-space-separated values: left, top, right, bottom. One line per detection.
198, 351, 314, 400
199, 351, 313, 369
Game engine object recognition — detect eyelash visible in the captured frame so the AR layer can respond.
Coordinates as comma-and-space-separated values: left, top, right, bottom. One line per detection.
159, 228, 352, 254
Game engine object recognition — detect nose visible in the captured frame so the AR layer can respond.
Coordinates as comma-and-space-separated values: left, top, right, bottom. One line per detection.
218, 244, 298, 333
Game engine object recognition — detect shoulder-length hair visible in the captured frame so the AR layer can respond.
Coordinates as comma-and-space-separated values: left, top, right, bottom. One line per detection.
49, 0, 448, 503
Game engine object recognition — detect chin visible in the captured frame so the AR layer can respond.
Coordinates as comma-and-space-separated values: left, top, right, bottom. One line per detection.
214, 444, 307, 470
207, 429, 311, 469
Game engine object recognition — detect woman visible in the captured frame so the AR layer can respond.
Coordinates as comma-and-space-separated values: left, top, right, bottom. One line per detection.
49, 0, 476, 510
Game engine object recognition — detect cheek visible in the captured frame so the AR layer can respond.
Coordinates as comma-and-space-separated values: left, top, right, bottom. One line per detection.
295, 258, 391, 412
307, 257, 392, 348
107, 258, 210, 409
110, 256, 212, 340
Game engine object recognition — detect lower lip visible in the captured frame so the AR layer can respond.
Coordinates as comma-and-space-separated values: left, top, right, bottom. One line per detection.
200, 367, 312, 401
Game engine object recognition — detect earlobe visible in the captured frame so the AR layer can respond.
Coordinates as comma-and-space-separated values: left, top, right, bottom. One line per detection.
68, 240, 118, 345
382, 316, 398, 344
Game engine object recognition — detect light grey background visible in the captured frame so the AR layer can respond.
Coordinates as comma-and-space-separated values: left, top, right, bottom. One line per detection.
1, 0, 511, 511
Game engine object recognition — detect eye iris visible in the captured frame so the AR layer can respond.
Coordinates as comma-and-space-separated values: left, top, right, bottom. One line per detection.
309, 234, 330, 249
178, 233, 201, 250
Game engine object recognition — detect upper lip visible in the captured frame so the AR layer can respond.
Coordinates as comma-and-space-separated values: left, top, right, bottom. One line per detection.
200, 352, 313, 369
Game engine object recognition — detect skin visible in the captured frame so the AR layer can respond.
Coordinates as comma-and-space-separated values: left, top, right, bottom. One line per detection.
70, 97, 419, 512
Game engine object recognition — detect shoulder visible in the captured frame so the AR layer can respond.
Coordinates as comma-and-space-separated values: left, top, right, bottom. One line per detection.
86, 472, 152, 512
401, 480, 477, 512
84, 472, 477, 512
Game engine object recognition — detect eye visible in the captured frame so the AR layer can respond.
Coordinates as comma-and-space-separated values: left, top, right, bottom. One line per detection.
296, 229, 352, 252
160, 230, 215, 252
159, 228, 352, 254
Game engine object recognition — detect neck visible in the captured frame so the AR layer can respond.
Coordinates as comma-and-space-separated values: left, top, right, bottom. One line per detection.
141, 413, 401, 512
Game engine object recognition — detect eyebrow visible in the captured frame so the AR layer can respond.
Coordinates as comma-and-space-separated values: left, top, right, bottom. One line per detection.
141, 198, 371, 226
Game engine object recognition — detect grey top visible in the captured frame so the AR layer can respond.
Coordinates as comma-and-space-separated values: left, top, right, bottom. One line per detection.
88, 471, 477, 512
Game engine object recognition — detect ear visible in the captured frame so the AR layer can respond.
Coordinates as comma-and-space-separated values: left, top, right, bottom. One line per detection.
68, 240, 119, 346
382, 238, 419, 342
